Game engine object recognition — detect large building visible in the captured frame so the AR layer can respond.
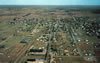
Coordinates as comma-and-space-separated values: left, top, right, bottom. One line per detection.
28, 49, 46, 56
27, 59, 44, 63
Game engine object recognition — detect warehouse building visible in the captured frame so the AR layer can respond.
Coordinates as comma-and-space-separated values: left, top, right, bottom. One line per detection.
26, 59, 44, 63
28, 49, 46, 56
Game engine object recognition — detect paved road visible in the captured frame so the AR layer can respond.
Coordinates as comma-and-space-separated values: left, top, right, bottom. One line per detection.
45, 22, 52, 63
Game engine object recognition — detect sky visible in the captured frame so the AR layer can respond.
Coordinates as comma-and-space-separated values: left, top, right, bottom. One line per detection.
0, 0, 100, 5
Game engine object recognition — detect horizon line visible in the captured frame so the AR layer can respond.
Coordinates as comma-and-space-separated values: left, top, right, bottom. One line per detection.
0, 4, 100, 6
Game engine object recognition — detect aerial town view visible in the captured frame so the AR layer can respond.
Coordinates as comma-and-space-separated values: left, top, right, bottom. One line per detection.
0, 0, 100, 63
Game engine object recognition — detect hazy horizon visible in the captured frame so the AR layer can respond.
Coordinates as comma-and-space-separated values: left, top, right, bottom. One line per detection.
0, 0, 100, 5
